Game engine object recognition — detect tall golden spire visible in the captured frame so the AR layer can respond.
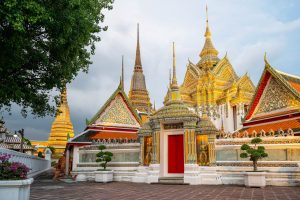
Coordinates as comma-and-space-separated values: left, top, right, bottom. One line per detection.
204, 4, 211, 38
198, 4, 219, 68
48, 85, 74, 155
121, 55, 124, 89
171, 42, 179, 89
169, 42, 181, 102
134, 23, 142, 70
128, 23, 152, 112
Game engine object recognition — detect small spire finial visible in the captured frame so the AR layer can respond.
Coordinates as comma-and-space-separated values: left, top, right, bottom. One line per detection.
206, 4, 208, 24
264, 52, 271, 67
121, 55, 124, 89
153, 100, 156, 111
134, 23, 142, 69
171, 42, 178, 87
169, 68, 172, 86
204, 4, 211, 38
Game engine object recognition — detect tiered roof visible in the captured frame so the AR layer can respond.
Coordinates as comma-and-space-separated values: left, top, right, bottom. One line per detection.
240, 55, 300, 136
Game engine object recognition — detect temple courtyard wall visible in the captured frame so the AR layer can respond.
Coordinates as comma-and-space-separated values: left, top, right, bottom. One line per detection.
70, 137, 300, 186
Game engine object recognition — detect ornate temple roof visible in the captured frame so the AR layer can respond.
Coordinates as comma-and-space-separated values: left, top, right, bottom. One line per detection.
151, 101, 198, 121
245, 55, 300, 121
128, 24, 152, 112
197, 5, 219, 69
151, 43, 198, 121
88, 82, 142, 128
237, 55, 300, 137
196, 115, 219, 135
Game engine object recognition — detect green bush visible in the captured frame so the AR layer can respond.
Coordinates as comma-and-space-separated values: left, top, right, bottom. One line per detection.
240, 137, 268, 171
37, 151, 44, 158
96, 145, 113, 170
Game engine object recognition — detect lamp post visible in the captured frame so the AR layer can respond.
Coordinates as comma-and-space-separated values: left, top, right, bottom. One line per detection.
14, 129, 24, 153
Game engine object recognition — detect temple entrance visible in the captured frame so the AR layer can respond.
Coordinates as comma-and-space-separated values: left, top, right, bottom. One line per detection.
168, 135, 184, 173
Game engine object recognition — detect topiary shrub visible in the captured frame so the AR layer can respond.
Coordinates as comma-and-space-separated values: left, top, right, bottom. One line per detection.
96, 145, 113, 170
240, 137, 268, 171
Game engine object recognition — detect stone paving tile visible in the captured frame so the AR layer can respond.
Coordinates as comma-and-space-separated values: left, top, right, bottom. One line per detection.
30, 180, 300, 200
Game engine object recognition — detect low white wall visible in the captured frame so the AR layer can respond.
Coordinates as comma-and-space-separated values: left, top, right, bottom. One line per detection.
0, 148, 51, 178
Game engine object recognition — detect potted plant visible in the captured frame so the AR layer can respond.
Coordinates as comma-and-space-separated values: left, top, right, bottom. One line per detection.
240, 137, 268, 187
0, 153, 33, 200
94, 145, 114, 183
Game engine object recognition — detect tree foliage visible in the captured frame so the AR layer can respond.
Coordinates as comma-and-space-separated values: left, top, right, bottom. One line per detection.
240, 137, 268, 171
0, 0, 113, 117
96, 145, 113, 170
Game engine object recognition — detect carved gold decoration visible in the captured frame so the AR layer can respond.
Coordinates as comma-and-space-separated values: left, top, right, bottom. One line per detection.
196, 135, 209, 166
48, 87, 74, 155
256, 78, 297, 114
96, 95, 139, 126
143, 136, 152, 166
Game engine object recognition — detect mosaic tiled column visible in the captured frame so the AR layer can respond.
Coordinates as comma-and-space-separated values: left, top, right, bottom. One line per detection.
151, 130, 160, 164
208, 134, 216, 165
140, 137, 144, 165
184, 129, 197, 164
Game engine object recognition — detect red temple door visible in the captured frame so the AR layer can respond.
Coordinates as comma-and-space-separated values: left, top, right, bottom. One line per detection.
168, 135, 184, 173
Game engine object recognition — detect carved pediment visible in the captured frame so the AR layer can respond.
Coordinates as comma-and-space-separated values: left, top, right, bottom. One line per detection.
255, 77, 300, 115
95, 94, 140, 127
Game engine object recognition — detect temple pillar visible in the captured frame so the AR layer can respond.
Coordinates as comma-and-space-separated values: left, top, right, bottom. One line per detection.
140, 137, 144, 165
151, 130, 160, 164
208, 134, 216, 165
184, 129, 197, 164
65, 147, 70, 176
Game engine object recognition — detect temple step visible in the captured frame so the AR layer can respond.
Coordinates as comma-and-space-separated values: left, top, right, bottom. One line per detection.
155, 177, 188, 185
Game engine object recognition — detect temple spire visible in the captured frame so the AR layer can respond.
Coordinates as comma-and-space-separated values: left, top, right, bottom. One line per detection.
198, 4, 219, 68
169, 68, 172, 86
204, 4, 211, 38
171, 42, 178, 89
128, 23, 152, 112
121, 55, 124, 88
134, 23, 142, 70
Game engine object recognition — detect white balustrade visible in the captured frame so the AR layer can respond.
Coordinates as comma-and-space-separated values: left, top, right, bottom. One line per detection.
0, 148, 51, 178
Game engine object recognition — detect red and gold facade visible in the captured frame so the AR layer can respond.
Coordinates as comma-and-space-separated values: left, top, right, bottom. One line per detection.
237, 56, 300, 137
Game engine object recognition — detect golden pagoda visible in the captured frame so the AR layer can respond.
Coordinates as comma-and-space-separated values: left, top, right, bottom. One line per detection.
47, 87, 74, 156
31, 86, 74, 158
177, 6, 255, 133
128, 24, 152, 116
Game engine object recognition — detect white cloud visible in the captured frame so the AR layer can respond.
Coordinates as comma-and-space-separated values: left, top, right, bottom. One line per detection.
3, 0, 300, 140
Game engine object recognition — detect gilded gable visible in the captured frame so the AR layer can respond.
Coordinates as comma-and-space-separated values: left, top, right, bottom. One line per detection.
255, 77, 300, 115
95, 94, 140, 127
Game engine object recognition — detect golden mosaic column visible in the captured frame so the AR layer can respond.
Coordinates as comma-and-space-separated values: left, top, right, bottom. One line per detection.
184, 129, 197, 164
208, 134, 216, 165
140, 137, 144, 165
151, 130, 160, 164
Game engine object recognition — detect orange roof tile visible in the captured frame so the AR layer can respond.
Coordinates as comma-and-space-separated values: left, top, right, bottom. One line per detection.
288, 81, 300, 93
243, 118, 300, 134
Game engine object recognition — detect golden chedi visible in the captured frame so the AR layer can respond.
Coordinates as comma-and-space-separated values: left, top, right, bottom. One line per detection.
47, 87, 74, 157
128, 24, 152, 116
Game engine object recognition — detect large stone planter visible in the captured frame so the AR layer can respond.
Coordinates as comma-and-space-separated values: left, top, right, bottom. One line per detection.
0, 178, 34, 200
95, 170, 113, 183
244, 172, 266, 188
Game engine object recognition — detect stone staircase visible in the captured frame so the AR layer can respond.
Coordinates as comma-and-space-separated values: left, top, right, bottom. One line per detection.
155, 177, 188, 185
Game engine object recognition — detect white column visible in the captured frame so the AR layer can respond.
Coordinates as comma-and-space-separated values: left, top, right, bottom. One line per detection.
65, 148, 70, 176
72, 146, 79, 171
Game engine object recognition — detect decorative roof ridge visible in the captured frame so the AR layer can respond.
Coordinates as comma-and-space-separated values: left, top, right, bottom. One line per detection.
245, 54, 300, 120
264, 56, 300, 98
276, 70, 300, 82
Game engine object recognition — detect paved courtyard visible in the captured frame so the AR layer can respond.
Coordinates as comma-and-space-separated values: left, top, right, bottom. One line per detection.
30, 172, 300, 200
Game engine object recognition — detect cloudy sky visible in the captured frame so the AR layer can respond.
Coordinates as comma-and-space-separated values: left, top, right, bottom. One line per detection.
2, 0, 300, 141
